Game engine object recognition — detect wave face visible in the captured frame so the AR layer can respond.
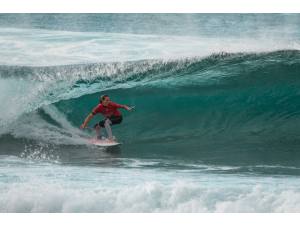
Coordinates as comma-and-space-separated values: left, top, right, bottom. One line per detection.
1, 50, 300, 171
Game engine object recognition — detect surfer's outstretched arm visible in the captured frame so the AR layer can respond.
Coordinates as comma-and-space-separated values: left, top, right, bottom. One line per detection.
80, 113, 94, 129
111, 102, 134, 111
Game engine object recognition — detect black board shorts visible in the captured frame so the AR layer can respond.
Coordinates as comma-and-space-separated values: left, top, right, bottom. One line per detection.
94, 115, 123, 128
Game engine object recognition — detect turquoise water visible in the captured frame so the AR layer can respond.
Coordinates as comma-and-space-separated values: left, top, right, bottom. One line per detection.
0, 14, 300, 212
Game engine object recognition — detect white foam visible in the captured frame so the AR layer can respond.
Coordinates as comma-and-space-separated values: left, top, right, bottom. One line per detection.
1, 158, 300, 213
2, 178, 300, 212
0, 28, 299, 66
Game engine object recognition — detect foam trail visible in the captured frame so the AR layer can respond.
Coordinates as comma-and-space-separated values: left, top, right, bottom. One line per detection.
8, 105, 88, 145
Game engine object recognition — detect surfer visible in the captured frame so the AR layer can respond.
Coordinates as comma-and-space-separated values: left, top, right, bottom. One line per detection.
80, 95, 133, 142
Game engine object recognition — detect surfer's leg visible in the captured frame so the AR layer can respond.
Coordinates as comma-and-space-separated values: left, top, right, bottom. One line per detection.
95, 125, 101, 139
94, 120, 105, 139
104, 118, 113, 141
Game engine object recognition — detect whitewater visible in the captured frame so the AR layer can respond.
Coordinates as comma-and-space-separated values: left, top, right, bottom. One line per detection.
0, 14, 300, 212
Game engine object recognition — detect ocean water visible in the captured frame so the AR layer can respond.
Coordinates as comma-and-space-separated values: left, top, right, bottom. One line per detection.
0, 14, 300, 212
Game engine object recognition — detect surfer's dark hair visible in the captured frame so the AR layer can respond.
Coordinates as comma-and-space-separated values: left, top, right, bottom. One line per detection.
100, 95, 109, 103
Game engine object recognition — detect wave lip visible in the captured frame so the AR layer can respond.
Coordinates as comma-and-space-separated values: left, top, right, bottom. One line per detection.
0, 27, 299, 66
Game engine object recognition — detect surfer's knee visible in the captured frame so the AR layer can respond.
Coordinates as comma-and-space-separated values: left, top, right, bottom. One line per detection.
113, 116, 123, 125
118, 116, 123, 124
104, 119, 112, 127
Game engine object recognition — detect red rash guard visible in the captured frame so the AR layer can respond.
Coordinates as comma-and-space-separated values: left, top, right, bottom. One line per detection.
92, 102, 125, 117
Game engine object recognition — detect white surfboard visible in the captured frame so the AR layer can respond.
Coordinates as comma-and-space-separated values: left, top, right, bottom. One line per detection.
89, 138, 121, 147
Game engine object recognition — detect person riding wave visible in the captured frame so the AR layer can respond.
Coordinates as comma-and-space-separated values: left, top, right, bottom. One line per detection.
80, 95, 133, 142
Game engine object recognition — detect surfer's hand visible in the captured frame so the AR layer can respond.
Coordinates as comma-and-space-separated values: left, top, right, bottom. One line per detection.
80, 124, 86, 129
125, 106, 134, 111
